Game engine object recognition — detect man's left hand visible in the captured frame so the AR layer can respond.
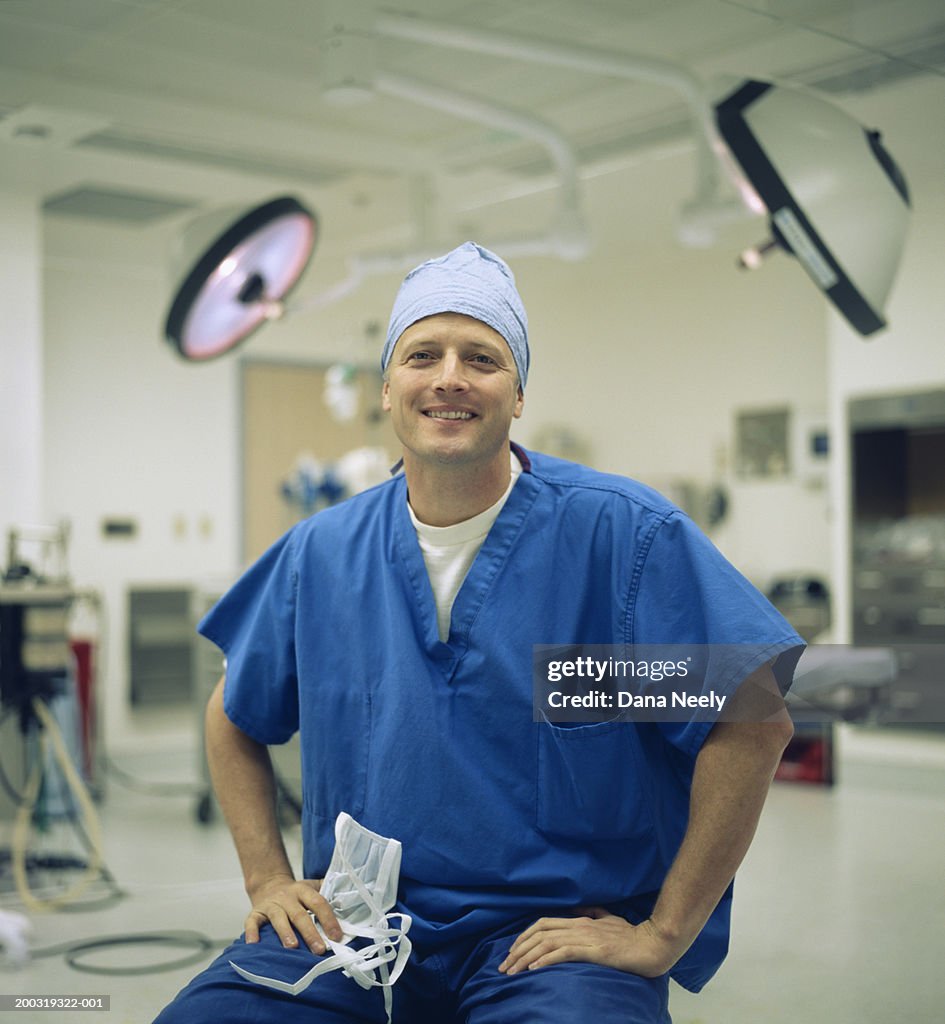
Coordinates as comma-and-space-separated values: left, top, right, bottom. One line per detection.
498, 908, 680, 978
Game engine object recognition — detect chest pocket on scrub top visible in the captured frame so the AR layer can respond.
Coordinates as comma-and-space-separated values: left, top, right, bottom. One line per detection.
535, 719, 654, 841
305, 688, 371, 825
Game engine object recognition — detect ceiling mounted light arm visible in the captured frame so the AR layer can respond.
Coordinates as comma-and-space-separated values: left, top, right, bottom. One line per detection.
288, 69, 591, 317
373, 70, 587, 259
282, 174, 443, 317
374, 13, 728, 224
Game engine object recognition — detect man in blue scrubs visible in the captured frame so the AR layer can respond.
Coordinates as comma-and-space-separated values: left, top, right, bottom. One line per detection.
155, 242, 802, 1023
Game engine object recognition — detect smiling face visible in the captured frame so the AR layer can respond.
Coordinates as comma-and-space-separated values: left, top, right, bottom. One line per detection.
381, 312, 524, 473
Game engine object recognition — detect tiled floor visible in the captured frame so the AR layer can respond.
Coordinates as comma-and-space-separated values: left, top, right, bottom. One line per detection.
2, 729, 944, 1023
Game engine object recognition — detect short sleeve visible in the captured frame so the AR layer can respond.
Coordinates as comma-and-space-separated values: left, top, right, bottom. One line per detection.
629, 511, 804, 757
198, 529, 301, 745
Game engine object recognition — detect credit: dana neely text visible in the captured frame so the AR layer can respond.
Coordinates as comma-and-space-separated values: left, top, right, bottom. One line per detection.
545, 689, 727, 711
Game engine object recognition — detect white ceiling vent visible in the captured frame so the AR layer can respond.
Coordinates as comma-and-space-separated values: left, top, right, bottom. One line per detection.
42, 186, 200, 224
74, 130, 345, 186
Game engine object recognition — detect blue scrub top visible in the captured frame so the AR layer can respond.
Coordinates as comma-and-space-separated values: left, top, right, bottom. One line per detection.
200, 447, 803, 993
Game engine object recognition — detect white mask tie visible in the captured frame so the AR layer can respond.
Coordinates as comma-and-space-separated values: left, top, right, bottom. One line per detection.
230, 813, 412, 1024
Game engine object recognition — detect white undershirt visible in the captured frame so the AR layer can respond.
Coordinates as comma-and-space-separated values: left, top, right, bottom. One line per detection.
408, 452, 523, 642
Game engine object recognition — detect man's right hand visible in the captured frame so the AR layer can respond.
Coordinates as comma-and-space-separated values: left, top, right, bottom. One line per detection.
244, 874, 344, 954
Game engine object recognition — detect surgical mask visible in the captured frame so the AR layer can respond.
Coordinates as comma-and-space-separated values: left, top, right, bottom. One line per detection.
230, 813, 412, 1023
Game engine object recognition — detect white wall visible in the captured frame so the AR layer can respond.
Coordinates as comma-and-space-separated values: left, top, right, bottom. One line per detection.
42, 219, 241, 750
31, 72, 941, 754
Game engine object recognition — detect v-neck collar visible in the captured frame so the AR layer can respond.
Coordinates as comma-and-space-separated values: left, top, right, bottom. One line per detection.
392, 446, 540, 675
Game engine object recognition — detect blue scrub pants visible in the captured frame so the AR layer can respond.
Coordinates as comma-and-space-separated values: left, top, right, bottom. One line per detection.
153, 918, 672, 1023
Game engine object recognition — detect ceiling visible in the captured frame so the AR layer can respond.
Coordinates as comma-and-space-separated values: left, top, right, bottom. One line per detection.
1, 0, 943, 256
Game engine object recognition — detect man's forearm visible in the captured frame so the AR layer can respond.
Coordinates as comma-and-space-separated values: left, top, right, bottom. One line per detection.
649, 666, 794, 958
206, 678, 343, 952
205, 677, 295, 897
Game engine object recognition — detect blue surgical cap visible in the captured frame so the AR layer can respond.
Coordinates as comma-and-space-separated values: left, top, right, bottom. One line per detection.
382, 241, 529, 388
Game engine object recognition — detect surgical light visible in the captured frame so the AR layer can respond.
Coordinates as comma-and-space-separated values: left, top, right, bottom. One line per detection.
714, 79, 910, 336
164, 196, 317, 361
